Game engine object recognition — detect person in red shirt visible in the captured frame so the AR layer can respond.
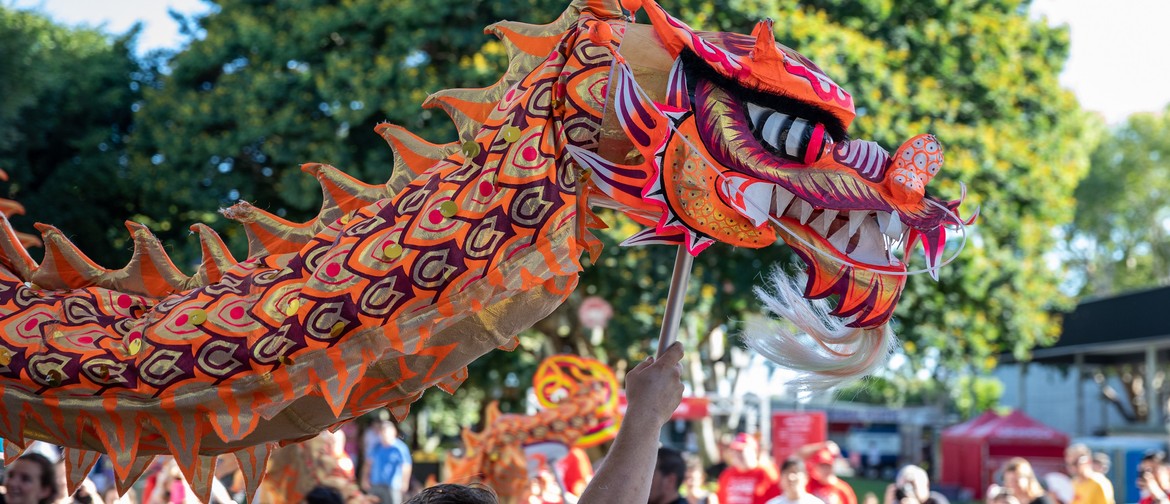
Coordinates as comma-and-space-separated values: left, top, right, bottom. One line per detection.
1138, 451, 1170, 504
800, 442, 857, 504
717, 433, 781, 504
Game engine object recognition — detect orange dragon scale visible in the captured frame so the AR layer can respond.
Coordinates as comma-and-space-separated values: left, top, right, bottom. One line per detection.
0, 0, 971, 501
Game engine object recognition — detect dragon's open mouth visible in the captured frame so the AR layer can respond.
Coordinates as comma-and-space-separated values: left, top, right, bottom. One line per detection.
686, 67, 908, 272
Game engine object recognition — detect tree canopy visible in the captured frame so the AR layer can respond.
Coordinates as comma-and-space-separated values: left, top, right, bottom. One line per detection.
1063, 106, 1170, 298
0, 7, 144, 263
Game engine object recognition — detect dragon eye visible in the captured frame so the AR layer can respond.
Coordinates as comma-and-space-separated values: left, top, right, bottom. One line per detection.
746, 102, 831, 165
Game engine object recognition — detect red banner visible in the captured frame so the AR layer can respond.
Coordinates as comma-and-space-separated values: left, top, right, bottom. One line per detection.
772, 411, 827, 462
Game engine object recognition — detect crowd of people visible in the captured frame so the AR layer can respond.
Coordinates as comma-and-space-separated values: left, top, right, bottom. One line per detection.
2, 342, 1170, 504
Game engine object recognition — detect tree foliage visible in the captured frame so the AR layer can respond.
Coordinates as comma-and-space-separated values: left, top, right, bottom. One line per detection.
1063, 105, 1170, 297
0, 7, 144, 264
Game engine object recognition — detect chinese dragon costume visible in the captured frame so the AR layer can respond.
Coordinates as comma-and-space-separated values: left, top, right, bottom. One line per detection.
0, 0, 971, 501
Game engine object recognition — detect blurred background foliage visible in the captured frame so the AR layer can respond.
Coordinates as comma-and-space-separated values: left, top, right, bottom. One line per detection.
3, 0, 1166, 422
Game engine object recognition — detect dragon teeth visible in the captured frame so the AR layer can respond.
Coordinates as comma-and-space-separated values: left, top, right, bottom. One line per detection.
797, 201, 814, 225
849, 219, 889, 265
877, 211, 903, 238
772, 187, 796, 215
847, 211, 867, 236
828, 225, 851, 251
811, 209, 837, 236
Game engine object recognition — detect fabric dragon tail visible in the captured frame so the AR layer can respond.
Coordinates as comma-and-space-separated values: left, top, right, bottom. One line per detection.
742, 266, 896, 390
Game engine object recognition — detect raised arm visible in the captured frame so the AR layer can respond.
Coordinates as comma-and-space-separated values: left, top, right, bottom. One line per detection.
578, 341, 685, 504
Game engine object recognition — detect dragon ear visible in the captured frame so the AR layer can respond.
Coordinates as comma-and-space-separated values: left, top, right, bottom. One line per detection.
750, 19, 784, 64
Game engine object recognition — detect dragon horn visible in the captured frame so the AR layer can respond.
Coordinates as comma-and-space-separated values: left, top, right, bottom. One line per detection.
750, 19, 783, 64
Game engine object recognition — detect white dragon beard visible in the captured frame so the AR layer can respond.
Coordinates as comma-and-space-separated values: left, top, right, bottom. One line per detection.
742, 266, 895, 391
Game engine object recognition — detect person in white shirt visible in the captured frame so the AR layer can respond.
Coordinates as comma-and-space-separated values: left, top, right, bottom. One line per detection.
766, 458, 825, 504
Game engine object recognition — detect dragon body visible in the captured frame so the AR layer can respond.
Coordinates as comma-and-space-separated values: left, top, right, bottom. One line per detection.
0, 0, 969, 501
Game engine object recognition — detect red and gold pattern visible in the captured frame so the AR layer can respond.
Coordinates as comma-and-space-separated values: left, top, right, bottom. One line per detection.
445, 355, 620, 502
0, 0, 971, 501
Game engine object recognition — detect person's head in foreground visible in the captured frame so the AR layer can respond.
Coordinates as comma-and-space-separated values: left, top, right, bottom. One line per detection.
405, 483, 498, 504
727, 433, 760, 470
895, 464, 931, 503
808, 446, 837, 483
304, 485, 345, 504
3, 452, 59, 504
649, 447, 687, 504
1065, 444, 1092, 479
1000, 457, 1044, 501
780, 457, 810, 497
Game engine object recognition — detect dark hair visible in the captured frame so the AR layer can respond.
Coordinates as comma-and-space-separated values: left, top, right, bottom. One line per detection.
13, 452, 59, 504
656, 447, 688, 488
781, 456, 806, 473
1144, 450, 1167, 464
304, 485, 345, 504
405, 484, 498, 504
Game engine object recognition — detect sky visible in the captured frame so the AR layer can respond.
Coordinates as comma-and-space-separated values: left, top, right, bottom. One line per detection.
6, 0, 1170, 125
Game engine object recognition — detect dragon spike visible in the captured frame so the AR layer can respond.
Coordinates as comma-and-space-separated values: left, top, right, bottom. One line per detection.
3, 438, 27, 465
188, 223, 237, 286
750, 19, 784, 64
220, 201, 315, 259
423, 87, 505, 141
117, 221, 190, 297
387, 390, 424, 423
437, 367, 470, 394
178, 454, 218, 504
234, 443, 274, 504
0, 215, 37, 279
375, 123, 459, 197
113, 455, 156, 498
0, 198, 25, 217
30, 222, 110, 290
85, 409, 143, 484
488, 21, 571, 62
302, 163, 386, 219
319, 346, 377, 419
62, 447, 102, 497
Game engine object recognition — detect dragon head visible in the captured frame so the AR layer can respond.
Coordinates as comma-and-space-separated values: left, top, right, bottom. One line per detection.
565, 0, 975, 383
579, 0, 973, 334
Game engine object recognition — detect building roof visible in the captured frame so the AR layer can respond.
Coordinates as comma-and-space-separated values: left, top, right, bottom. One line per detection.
1019, 285, 1170, 365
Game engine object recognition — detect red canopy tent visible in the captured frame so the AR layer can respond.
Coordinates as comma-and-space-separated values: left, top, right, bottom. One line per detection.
939, 411, 1069, 499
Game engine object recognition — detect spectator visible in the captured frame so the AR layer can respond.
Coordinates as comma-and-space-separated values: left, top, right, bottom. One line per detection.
798, 443, 856, 504
1065, 444, 1114, 504
649, 447, 687, 504
4, 453, 59, 504
682, 453, 717, 504
1091, 453, 1111, 478
766, 457, 823, 504
999, 458, 1050, 504
362, 419, 412, 504
304, 486, 346, 504
716, 434, 780, 504
883, 465, 948, 504
405, 484, 497, 504
1138, 451, 1170, 504
986, 485, 1021, 504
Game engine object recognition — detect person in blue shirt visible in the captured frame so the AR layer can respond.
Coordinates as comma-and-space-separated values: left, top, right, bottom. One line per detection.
362, 418, 413, 504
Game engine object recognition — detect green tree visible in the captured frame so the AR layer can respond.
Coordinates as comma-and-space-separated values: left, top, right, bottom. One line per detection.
1063, 105, 1170, 297
0, 7, 145, 265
